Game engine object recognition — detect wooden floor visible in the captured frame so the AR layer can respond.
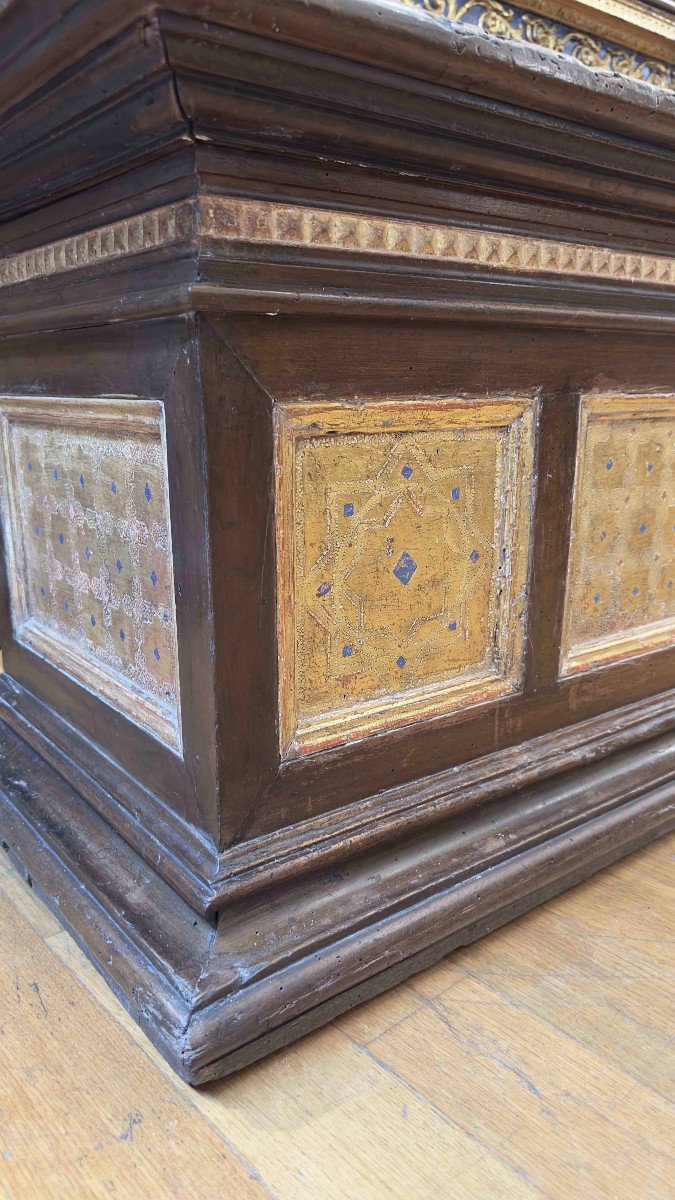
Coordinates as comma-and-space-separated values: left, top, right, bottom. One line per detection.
0, 835, 672, 1199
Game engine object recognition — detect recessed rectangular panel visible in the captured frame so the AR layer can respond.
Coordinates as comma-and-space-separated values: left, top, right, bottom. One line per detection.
561, 394, 675, 675
0, 396, 181, 751
276, 397, 536, 756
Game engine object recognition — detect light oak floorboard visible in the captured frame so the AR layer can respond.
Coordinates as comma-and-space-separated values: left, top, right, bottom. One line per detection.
0, 835, 672, 1199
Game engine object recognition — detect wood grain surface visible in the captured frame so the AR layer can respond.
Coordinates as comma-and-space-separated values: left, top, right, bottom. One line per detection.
0, 832, 672, 1199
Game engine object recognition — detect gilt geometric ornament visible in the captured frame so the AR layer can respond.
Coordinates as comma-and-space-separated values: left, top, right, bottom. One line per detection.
276, 396, 536, 756
561, 393, 675, 676
0, 395, 181, 751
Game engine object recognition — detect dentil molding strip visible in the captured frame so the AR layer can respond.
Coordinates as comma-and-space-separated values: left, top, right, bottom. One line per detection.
3, 195, 675, 290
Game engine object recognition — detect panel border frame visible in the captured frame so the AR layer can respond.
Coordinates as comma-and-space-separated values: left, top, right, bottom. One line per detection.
275, 395, 536, 757
560, 391, 675, 677
0, 393, 183, 752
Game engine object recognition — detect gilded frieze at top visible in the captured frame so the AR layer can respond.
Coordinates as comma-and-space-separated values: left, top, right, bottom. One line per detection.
399, 0, 675, 91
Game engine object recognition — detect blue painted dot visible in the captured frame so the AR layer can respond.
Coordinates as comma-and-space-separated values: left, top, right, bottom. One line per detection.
342, 645, 353, 658
451, 487, 461, 501
116, 559, 123, 573
639, 523, 647, 534
606, 459, 613, 471
647, 462, 653, 472
144, 483, 152, 503
80, 474, 85, 488
58, 532, 64, 545
393, 551, 417, 586
343, 503, 354, 517
90, 613, 96, 626
53, 468, 59, 481
668, 580, 673, 589
153, 647, 161, 662
448, 620, 457, 631
111, 482, 117, 494
470, 549, 480, 563
600, 531, 607, 541
150, 569, 158, 586
119, 629, 126, 641
85, 546, 91, 561
396, 655, 406, 668
40, 586, 45, 597
63, 600, 69, 612
632, 586, 639, 596
594, 593, 600, 604
34, 524, 40, 535
401, 465, 413, 480
317, 581, 331, 597
27, 462, 32, 472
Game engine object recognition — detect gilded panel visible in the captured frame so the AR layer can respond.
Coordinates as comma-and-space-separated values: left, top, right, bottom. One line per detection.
561, 394, 675, 675
276, 398, 536, 755
0, 396, 181, 751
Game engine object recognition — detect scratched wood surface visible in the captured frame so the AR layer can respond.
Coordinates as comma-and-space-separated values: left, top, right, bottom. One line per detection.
0, 834, 672, 1200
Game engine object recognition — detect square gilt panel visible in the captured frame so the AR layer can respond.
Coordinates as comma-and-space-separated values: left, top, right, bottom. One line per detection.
0, 396, 181, 751
561, 394, 675, 675
276, 397, 536, 756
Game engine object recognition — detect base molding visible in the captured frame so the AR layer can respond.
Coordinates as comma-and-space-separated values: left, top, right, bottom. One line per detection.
0, 711, 673, 1083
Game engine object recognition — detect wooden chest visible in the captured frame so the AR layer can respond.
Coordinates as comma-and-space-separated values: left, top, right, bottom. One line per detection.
0, 0, 673, 1082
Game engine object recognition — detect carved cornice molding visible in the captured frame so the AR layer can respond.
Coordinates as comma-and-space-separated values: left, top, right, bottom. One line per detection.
398, 0, 675, 91
3, 196, 675, 292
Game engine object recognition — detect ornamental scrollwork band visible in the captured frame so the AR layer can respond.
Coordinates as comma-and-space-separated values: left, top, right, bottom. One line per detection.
399, 0, 675, 91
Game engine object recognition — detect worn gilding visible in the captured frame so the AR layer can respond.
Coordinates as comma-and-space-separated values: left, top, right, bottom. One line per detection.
0, 396, 181, 750
276, 397, 536, 755
561, 394, 675, 675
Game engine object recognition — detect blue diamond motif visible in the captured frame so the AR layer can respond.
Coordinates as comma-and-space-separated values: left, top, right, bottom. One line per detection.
317, 581, 331, 596
448, 620, 457, 631
90, 613, 96, 626
80, 474, 85, 488
639, 523, 647, 534
150, 569, 158, 586
632, 586, 639, 597
154, 647, 161, 662
451, 487, 460, 501
27, 462, 32, 472
58, 532, 64, 544
342, 645, 353, 658
53, 468, 59, 481
396, 656, 406, 668
40, 586, 45, 597
393, 551, 417, 586
343, 503, 354, 517
401, 465, 413, 480
606, 459, 613, 470
116, 559, 122, 573
470, 549, 480, 563
119, 629, 125, 641
111, 482, 117, 494
144, 483, 152, 503
594, 593, 600, 603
